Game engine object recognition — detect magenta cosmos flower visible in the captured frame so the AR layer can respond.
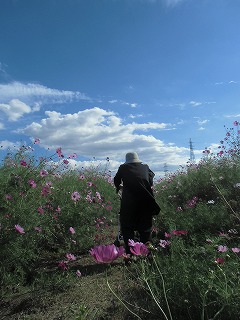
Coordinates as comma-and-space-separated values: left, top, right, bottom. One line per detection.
128, 239, 149, 256
89, 244, 125, 264
15, 224, 25, 234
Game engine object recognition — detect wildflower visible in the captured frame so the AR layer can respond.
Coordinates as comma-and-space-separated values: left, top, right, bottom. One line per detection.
58, 260, 68, 271
165, 232, 172, 238
41, 186, 50, 196
40, 169, 48, 177
34, 226, 42, 232
215, 257, 225, 264
55, 206, 61, 213
233, 121, 239, 126
218, 245, 228, 252
15, 224, 25, 234
20, 160, 27, 166
37, 206, 44, 214
234, 183, 240, 189
34, 138, 40, 144
89, 244, 125, 264
66, 253, 77, 261
69, 227, 75, 234
159, 239, 171, 248
172, 230, 188, 236
79, 174, 85, 180
232, 247, 240, 253
76, 270, 81, 277
28, 179, 37, 188
63, 159, 69, 165
5, 194, 13, 201
176, 206, 183, 212
128, 239, 149, 256
68, 153, 77, 159
56, 147, 64, 158
71, 191, 81, 202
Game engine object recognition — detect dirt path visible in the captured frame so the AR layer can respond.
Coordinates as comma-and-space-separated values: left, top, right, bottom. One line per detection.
0, 254, 135, 320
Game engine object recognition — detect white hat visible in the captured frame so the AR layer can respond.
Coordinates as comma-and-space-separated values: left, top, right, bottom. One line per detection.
125, 152, 141, 163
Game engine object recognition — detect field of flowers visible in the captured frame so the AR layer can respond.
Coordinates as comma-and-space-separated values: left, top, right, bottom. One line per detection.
0, 122, 239, 319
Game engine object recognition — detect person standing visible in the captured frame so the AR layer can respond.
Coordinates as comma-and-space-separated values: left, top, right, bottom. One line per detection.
114, 152, 160, 255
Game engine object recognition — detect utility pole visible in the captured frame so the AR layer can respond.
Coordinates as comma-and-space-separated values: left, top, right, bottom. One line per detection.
189, 138, 195, 163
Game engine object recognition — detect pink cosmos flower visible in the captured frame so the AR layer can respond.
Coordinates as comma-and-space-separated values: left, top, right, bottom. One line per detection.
165, 232, 172, 238
90, 244, 125, 264
232, 247, 240, 253
55, 206, 61, 213
66, 253, 77, 261
5, 194, 13, 201
69, 227, 76, 234
68, 153, 77, 159
56, 147, 64, 158
218, 245, 228, 252
63, 159, 69, 165
37, 207, 44, 214
76, 270, 81, 277
20, 160, 27, 167
172, 230, 188, 236
34, 226, 42, 232
128, 239, 149, 256
233, 121, 239, 126
40, 169, 48, 177
41, 186, 50, 196
15, 224, 25, 234
71, 191, 81, 202
28, 179, 37, 188
58, 260, 68, 270
79, 174, 86, 180
215, 257, 225, 264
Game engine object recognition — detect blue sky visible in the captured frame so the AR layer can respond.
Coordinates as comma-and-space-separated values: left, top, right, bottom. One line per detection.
0, 0, 240, 178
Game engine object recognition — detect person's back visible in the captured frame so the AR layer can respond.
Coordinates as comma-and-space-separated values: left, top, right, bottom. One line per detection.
114, 152, 160, 255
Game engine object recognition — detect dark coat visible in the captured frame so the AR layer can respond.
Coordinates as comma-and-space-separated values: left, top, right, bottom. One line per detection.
114, 163, 160, 218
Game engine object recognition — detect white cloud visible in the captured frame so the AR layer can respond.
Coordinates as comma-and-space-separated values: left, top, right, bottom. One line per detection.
189, 101, 202, 107
0, 81, 90, 104
197, 119, 209, 126
0, 99, 32, 121
0, 122, 4, 130
0, 140, 20, 150
19, 106, 192, 176
129, 114, 143, 119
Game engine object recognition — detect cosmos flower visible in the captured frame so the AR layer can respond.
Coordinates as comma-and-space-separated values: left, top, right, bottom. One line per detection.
217, 245, 228, 252
69, 227, 76, 234
15, 224, 25, 234
71, 191, 81, 202
90, 244, 125, 264
128, 239, 149, 256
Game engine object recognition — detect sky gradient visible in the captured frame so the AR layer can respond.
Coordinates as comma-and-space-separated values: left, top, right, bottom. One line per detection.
0, 0, 240, 178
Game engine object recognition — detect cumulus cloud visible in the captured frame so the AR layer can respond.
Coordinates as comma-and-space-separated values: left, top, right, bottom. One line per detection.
0, 81, 90, 104
19, 106, 191, 176
0, 99, 32, 121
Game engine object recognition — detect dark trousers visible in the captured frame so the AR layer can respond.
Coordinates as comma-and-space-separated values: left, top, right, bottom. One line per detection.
120, 214, 152, 254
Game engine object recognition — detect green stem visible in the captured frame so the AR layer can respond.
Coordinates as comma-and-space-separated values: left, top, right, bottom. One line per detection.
152, 256, 173, 320
106, 270, 142, 320
144, 278, 170, 320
